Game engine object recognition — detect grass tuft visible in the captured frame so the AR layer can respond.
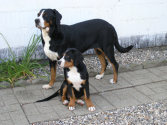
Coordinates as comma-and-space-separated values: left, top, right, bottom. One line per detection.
0, 33, 42, 87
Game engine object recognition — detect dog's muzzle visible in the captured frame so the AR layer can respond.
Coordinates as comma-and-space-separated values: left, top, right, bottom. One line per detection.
35, 19, 41, 29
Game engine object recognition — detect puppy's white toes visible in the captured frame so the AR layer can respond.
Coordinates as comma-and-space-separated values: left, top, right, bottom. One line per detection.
77, 99, 85, 105
95, 73, 104, 80
63, 100, 69, 105
69, 106, 75, 111
109, 79, 116, 84
42, 84, 52, 89
88, 106, 96, 111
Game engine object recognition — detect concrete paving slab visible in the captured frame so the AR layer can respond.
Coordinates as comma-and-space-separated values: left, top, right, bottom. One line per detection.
13, 88, 44, 104
48, 100, 75, 119
148, 66, 167, 80
9, 110, 29, 125
0, 120, 14, 125
120, 69, 163, 85
90, 75, 131, 92
91, 94, 115, 111
1, 66, 167, 124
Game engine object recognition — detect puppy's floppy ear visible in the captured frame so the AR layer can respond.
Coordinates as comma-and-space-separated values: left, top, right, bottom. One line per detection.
53, 9, 62, 34
73, 51, 84, 66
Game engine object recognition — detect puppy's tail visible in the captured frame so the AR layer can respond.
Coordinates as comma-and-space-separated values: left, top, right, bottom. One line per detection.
114, 32, 133, 53
36, 89, 60, 102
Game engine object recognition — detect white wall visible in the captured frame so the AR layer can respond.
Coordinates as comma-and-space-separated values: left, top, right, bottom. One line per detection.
0, 0, 167, 50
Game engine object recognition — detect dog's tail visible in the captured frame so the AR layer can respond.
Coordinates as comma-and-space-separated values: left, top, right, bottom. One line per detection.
113, 31, 133, 53
36, 89, 60, 102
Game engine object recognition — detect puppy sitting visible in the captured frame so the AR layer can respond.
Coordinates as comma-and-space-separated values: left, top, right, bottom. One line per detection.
36, 48, 95, 111
58, 48, 95, 111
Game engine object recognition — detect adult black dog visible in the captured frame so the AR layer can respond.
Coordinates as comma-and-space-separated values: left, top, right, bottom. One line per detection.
35, 9, 133, 89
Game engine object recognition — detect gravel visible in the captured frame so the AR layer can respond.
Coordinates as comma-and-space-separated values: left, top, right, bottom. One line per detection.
33, 46, 167, 77
33, 99, 167, 125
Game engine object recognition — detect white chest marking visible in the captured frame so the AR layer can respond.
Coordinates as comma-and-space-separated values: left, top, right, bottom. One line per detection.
67, 67, 83, 91
42, 29, 58, 61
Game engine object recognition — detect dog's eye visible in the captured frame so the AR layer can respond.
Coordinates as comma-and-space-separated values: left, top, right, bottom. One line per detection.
37, 13, 40, 17
65, 56, 70, 60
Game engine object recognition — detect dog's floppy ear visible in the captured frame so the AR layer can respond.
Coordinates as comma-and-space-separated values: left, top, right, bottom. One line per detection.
73, 50, 84, 66
53, 9, 62, 34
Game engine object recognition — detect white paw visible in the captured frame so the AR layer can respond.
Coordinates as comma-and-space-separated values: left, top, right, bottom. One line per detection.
63, 100, 69, 105
69, 106, 75, 111
77, 99, 85, 105
109, 79, 116, 84
88, 106, 96, 111
95, 73, 104, 80
42, 84, 52, 89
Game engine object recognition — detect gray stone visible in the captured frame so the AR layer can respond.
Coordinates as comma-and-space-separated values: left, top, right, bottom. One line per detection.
0, 81, 11, 88
0, 120, 14, 125
9, 110, 29, 125
48, 100, 75, 119
22, 103, 39, 116
91, 94, 115, 111
100, 89, 141, 108
0, 113, 10, 121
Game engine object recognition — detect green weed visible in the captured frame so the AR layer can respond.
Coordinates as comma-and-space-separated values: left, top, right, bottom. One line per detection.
0, 33, 42, 87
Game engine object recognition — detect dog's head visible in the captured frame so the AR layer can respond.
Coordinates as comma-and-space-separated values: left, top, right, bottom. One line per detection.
58, 48, 84, 68
35, 9, 62, 35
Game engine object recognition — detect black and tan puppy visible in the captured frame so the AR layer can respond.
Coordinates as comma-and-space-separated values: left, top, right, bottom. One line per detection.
58, 48, 95, 111
35, 9, 133, 89
36, 48, 95, 111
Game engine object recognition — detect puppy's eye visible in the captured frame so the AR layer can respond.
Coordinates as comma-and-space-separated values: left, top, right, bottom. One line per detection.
65, 56, 70, 60
37, 13, 40, 17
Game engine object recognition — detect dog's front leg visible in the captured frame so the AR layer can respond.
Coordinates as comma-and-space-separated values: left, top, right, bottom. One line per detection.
42, 60, 57, 89
83, 81, 95, 111
68, 84, 76, 111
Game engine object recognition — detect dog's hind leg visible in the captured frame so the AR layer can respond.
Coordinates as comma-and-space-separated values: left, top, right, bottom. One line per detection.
94, 48, 108, 80
104, 46, 119, 84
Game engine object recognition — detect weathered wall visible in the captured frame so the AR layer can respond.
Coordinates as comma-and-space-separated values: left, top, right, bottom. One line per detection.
0, 0, 167, 59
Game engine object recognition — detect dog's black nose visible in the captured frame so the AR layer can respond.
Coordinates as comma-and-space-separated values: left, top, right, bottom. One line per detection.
57, 61, 61, 65
35, 19, 40, 24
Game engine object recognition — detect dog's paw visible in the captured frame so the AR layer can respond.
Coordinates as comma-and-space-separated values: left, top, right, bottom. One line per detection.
95, 73, 104, 80
69, 106, 75, 111
63, 100, 69, 105
109, 79, 116, 84
88, 106, 95, 111
42, 84, 52, 89
77, 99, 85, 106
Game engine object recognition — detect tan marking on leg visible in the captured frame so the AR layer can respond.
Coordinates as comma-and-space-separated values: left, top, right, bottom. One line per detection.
61, 85, 67, 103
105, 56, 118, 83
68, 88, 76, 108
83, 89, 94, 108
81, 80, 86, 85
95, 48, 106, 75
49, 63, 57, 86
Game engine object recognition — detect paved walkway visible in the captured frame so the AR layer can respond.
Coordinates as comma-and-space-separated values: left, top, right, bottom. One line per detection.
0, 66, 167, 125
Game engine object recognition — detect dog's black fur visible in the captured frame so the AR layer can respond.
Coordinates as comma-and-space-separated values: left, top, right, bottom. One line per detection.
36, 49, 95, 111
35, 9, 133, 86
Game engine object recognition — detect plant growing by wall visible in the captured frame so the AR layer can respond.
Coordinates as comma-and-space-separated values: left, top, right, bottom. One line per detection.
0, 33, 42, 87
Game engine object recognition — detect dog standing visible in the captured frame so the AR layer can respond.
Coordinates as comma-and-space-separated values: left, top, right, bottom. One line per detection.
36, 48, 95, 111
35, 9, 133, 89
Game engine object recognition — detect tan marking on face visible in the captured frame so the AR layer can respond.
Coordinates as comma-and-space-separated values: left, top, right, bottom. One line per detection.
68, 88, 76, 107
64, 59, 74, 68
44, 21, 50, 27
49, 63, 57, 86
83, 89, 94, 108
95, 48, 107, 75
